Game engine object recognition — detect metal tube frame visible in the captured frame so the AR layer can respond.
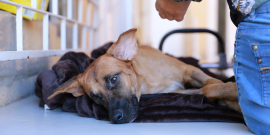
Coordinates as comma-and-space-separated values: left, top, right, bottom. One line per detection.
158, 29, 231, 69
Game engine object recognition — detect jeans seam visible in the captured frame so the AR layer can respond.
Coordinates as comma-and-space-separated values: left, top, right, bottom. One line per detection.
255, 42, 270, 105
256, 8, 270, 11
262, 73, 268, 104
257, 52, 270, 55
239, 31, 270, 33
261, 70, 270, 74
250, 43, 265, 105
235, 77, 247, 126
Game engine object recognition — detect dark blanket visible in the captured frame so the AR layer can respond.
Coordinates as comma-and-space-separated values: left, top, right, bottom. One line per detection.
35, 46, 243, 123
91, 42, 113, 59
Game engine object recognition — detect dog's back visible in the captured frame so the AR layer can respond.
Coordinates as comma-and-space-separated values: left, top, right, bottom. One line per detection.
131, 45, 195, 94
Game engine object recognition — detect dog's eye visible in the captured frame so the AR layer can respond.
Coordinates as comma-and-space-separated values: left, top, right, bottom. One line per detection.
110, 75, 117, 84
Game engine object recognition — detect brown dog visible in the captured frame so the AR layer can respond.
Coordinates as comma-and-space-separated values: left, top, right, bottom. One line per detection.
48, 28, 240, 124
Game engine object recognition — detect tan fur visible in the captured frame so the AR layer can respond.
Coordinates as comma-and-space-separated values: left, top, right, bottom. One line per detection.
48, 28, 241, 114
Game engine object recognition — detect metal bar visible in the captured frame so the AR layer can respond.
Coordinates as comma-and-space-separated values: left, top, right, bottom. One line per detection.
81, 27, 87, 49
159, 29, 225, 53
200, 63, 233, 68
89, 30, 93, 50
124, 0, 133, 31
86, 3, 92, 49
73, 23, 78, 49
43, 14, 49, 50
78, 0, 83, 23
0, 1, 95, 30
0, 49, 92, 61
200, 64, 221, 68
94, 30, 98, 49
158, 29, 228, 69
94, 9, 99, 48
61, 19, 66, 50
31, 0, 36, 8
16, 6, 23, 51
218, 0, 227, 54
89, 0, 99, 8
86, 3, 92, 26
51, 0, 58, 15
93, 8, 99, 29
67, 0, 72, 19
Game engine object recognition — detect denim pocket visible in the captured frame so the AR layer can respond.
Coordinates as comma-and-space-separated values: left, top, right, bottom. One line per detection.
252, 43, 270, 105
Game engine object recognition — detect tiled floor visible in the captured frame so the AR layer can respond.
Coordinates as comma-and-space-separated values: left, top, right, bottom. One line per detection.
0, 96, 254, 135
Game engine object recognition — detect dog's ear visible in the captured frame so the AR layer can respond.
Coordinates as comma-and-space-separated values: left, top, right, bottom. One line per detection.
48, 75, 85, 99
107, 28, 138, 61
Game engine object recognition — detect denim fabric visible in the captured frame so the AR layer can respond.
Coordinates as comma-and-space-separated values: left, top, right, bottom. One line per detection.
234, 1, 270, 134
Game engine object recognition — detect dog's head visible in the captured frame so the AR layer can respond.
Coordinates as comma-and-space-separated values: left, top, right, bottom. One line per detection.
48, 28, 140, 124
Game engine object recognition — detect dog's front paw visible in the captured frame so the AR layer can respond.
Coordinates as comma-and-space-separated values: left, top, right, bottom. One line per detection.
200, 84, 221, 101
205, 78, 223, 85
201, 82, 238, 101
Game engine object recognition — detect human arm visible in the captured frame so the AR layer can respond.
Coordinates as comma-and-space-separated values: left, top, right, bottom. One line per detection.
155, 0, 201, 22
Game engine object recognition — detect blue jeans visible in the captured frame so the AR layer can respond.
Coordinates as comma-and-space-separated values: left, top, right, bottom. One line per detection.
234, 1, 270, 134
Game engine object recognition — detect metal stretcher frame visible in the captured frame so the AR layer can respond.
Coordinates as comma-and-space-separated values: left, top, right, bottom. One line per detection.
0, 0, 99, 61
159, 29, 233, 69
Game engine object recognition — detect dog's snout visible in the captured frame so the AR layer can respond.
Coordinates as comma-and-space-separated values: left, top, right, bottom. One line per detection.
111, 110, 124, 123
115, 111, 123, 120
108, 96, 139, 124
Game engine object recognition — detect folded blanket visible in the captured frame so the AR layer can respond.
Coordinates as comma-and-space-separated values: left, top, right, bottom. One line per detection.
91, 42, 113, 59
35, 45, 243, 123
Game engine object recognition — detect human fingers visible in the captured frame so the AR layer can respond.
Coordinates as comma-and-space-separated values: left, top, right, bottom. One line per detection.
174, 15, 184, 22
155, 0, 161, 12
166, 15, 174, 21
159, 12, 166, 19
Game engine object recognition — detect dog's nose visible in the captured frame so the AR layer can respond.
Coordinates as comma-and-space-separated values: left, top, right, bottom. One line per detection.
111, 110, 123, 123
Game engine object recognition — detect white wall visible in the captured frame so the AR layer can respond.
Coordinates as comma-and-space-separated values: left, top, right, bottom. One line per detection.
149, 0, 185, 57
225, 5, 237, 63
98, 0, 133, 46
98, 0, 186, 57
140, 0, 220, 59
205, 0, 219, 63
225, 3, 237, 76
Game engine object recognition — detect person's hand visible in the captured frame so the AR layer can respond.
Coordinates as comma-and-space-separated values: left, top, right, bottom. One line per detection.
155, 0, 191, 22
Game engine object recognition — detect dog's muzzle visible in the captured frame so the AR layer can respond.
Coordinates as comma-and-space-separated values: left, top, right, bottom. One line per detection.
109, 95, 139, 124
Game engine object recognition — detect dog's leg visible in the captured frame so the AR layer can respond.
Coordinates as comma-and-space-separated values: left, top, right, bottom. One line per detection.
184, 66, 241, 112
219, 99, 241, 112
200, 82, 238, 101
187, 66, 238, 100
184, 66, 237, 99
184, 65, 223, 87
200, 82, 241, 113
